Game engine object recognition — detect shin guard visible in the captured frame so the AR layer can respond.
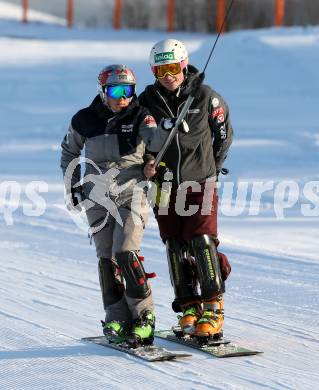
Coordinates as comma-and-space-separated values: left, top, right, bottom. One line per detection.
191, 235, 223, 300
116, 251, 151, 299
166, 238, 200, 312
98, 257, 124, 309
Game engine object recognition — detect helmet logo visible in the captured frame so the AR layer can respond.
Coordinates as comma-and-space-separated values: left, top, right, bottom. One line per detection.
99, 69, 112, 85
116, 68, 128, 75
116, 68, 128, 81
155, 51, 175, 63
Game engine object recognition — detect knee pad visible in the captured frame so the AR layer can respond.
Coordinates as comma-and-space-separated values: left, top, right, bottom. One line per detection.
191, 234, 223, 300
98, 257, 124, 308
166, 238, 200, 309
116, 251, 151, 299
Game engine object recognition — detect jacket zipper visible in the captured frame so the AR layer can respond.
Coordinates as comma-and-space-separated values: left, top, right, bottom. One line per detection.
155, 89, 186, 186
175, 132, 182, 185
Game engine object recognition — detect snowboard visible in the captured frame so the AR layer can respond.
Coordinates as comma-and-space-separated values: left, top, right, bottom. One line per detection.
81, 336, 191, 362
155, 329, 263, 358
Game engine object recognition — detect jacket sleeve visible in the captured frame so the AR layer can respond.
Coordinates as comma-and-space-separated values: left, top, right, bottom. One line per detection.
208, 94, 234, 172
60, 122, 86, 188
138, 112, 168, 154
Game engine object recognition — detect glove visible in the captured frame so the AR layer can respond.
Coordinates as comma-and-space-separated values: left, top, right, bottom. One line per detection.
160, 118, 189, 133
66, 186, 84, 213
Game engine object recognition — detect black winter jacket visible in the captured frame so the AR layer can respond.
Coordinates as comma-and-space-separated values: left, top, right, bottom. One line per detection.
139, 65, 233, 187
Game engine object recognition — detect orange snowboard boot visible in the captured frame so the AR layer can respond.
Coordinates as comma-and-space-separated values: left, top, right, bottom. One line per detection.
194, 295, 224, 338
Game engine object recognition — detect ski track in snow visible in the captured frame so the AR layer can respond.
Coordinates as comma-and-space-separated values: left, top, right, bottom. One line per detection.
0, 10, 319, 390
1, 218, 318, 389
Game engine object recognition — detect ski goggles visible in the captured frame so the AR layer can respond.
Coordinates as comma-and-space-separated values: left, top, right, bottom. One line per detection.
105, 84, 135, 99
153, 62, 183, 78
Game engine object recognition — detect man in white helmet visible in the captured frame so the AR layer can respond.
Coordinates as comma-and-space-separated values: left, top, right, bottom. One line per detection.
140, 39, 233, 339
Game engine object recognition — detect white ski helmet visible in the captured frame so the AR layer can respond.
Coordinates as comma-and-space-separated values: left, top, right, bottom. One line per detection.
97, 64, 136, 101
149, 39, 188, 74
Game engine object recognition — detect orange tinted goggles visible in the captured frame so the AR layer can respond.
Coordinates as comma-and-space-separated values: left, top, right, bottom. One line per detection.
154, 62, 182, 78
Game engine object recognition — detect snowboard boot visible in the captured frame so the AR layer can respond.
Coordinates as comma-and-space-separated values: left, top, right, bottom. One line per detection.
126, 310, 155, 348
178, 303, 202, 335
102, 320, 126, 343
194, 295, 224, 339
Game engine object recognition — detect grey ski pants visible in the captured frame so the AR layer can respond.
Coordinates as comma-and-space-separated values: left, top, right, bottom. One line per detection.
86, 199, 153, 323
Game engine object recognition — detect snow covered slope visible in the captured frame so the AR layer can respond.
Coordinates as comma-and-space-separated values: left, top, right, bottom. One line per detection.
0, 10, 318, 390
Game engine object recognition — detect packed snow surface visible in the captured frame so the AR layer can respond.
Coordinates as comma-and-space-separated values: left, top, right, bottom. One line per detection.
0, 3, 318, 389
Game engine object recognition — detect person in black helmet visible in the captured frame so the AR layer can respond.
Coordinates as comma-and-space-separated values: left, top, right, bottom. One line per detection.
61, 64, 168, 347
140, 39, 233, 339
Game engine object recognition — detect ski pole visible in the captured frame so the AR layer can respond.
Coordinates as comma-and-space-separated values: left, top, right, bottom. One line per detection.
203, 0, 235, 73
154, 0, 235, 168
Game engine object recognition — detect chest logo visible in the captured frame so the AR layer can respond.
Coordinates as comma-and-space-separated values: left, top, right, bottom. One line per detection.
121, 124, 134, 133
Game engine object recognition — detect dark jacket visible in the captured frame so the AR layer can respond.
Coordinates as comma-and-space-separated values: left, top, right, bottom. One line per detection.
139, 65, 233, 187
60, 95, 167, 204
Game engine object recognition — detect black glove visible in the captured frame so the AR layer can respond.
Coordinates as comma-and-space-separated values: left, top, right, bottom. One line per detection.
71, 186, 84, 207
66, 185, 84, 212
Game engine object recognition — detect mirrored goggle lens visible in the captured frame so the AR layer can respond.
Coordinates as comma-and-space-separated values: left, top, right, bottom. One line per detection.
154, 63, 182, 78
106, 84, 135, 99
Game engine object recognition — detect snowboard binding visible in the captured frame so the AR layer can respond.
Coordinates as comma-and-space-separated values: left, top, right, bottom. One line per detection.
172, 326, 224, 346
126, 336, 154, 349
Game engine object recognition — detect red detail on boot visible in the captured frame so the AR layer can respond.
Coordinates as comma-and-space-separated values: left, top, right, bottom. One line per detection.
133, 261, 139, 268
145, 272, 157, 279
138, 256, 145, 262
138, 277, 145, 285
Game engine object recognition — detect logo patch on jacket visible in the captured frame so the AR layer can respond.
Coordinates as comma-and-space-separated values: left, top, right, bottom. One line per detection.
187, 109, 200, 114
144, 115, 156, 126
220, 125, 227, 139
212, 107, 224, 119
121, 124, 134, 133
212, 97, 220, 108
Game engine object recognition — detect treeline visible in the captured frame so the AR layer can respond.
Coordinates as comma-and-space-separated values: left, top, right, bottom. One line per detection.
121, 0, 319, 32
5, 0, 319, 30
